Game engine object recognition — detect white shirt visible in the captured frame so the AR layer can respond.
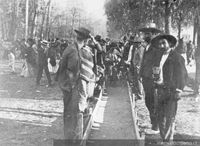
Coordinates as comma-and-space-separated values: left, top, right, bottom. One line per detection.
145, 44, 150, 51
8, 52, 15, 64
125, 45, 133, 64
159, 53, 170, 84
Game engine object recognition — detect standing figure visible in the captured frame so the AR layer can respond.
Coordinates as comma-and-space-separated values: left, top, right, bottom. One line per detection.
57, 27, 97, 143
36, 40, 52, 87
25, 38, 38, 77
140, 27, 162, 134
175, 38, 187, 65
186, 40, 195, 65
151, 34, 187, 141
8, 50, 15, 73
126, 36, 145, 100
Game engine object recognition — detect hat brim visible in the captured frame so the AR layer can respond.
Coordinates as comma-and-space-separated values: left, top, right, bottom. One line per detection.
74, 29, 90, 39
138, 27, 162, 34
151, 34, 177, 48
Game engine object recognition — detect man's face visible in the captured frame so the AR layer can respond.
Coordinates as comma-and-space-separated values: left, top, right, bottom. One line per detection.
144, 33, 152, 43
158, 39, 170, 52
84, 38, 91, 45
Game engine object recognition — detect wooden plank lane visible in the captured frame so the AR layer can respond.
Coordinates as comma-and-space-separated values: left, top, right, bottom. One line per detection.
85, 82, 144, 146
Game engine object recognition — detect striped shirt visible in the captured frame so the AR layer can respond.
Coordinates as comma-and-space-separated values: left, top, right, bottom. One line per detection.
79, 46, 95, 82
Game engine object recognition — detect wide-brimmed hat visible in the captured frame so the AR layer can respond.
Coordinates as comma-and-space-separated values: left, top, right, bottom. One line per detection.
41, 40, 49, 46
151, 34, 177, 48
74, 27, 91, 39
138, 27, 162, 34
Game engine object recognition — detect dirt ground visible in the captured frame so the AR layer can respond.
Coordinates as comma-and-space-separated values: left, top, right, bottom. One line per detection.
0, 60, 200, 146
0, 60, 64, 146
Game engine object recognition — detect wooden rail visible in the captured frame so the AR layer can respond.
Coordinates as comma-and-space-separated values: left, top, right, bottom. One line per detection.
80, 83, 105, 146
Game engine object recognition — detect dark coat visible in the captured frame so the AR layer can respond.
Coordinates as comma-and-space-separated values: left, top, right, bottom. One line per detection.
37, 45, 48, 66
140, 44, 157, 79
57, 42, 80, 92
153, 50, 188, 91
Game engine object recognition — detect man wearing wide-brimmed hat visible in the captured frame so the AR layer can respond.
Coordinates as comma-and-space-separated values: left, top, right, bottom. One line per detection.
57, 27, 100, 142
36, 40, 52, 87
125, 35, 145, 100
151, 34, 187, 141
139, 26, 162, 134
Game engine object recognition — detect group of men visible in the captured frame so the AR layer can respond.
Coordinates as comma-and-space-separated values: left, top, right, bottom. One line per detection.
9, 24, 189, 143
55, 25, 188, 144
57, 27, 106, 143
15, 37, 69, 87
124, 27, 188, 141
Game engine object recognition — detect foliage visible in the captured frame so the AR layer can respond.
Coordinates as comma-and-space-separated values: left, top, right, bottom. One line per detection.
105, 0, 197, 37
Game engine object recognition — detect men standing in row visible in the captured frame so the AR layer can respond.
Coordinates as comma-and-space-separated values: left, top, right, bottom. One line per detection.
57, 27, 101, 143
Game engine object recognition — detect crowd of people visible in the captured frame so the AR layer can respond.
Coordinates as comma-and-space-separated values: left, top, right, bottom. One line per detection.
1, 25, 199, 144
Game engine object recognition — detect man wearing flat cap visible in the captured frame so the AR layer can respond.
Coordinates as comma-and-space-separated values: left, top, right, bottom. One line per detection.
57, 27, 99, 142
151, 34, 187, 141
139, 27, 162, 134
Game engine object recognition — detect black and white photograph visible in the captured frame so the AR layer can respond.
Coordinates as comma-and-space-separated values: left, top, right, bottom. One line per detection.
0, 0, 200, 145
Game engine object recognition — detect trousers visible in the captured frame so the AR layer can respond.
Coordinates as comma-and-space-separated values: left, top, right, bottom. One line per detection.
62, 78, 95, 140
157, 88, 177, 141
36, 63, 51, 85
142, 77, 158, 130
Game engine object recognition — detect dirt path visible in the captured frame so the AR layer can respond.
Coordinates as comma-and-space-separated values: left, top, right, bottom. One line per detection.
88, 86, 136, 140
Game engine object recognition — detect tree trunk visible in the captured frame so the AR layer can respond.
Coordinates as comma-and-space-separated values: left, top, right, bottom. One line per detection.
30, 4, 37, 38
14, 0, 19, 41
193, 9, 198, 45
25, 0, 29, 41
164, 0, 171, 34
8, 0, 17, 41
39, 10, 46, 39
45, 0, 51, 40
1, 16, 5, 40
177, 21, 181, 40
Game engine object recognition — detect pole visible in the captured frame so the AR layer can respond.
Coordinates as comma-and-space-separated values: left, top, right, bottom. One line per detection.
25, 0, 29, 41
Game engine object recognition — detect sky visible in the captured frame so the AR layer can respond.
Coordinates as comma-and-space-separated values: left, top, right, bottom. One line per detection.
84, 0, 106, 19
52, 0, 106, 20
52, 0, 107, 36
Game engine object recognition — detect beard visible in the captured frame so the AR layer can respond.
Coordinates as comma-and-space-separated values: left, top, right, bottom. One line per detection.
144, 37, 151, 43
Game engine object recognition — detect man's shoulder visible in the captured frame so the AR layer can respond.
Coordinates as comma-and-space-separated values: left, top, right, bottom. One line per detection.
170, 50, 185, 62
62, 43, 77, 56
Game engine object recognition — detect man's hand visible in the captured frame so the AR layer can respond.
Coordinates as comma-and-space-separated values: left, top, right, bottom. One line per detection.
124, 60, 130, 65
89, 34, 98, 45
174, 91, 181, 101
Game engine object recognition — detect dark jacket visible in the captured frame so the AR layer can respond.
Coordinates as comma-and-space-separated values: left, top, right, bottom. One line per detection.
37, 45, 48, 65
58, 42, 80, 92
140, 44, 157, 79
176, 39, 187, 54
153, 50, 188, 91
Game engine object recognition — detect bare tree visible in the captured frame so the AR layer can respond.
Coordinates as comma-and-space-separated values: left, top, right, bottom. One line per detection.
70, 7, 79, 37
